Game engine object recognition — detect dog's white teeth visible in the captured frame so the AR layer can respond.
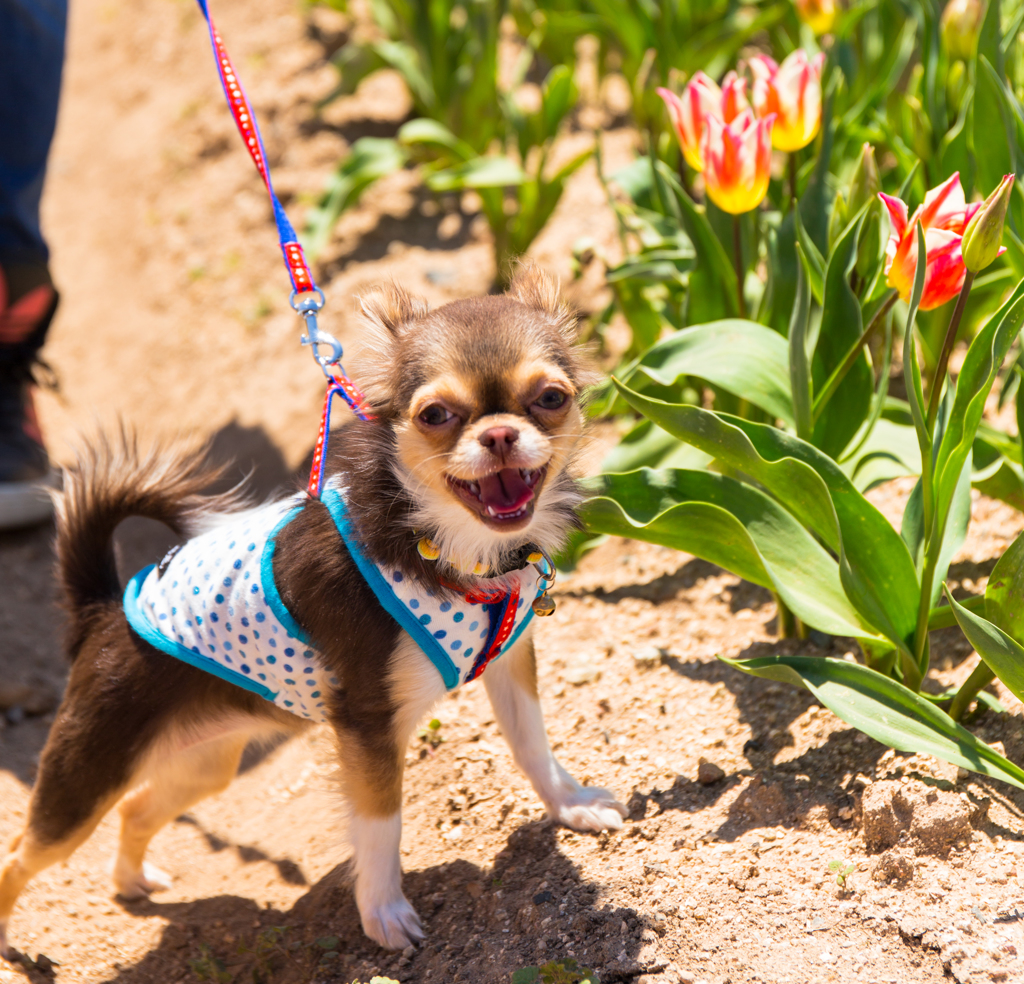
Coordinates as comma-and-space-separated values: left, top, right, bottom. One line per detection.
469, 482, 480, 495
486, 506, 498, 517
521, 469, 532, 482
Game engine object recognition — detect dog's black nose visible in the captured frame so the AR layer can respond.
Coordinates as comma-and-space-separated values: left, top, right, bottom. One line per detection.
478, 426, 519, 453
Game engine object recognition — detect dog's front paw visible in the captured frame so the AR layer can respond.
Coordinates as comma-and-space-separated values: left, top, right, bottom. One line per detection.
112, 859, 172, 900
0, 921, 13, 963
360, 896, 424, 950
548, 785, 628, 832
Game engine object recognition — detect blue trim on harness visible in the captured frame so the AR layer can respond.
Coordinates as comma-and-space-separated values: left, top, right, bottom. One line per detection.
260, 505, 312, 645
124, 565, 280, 702
320, 487, 461, 690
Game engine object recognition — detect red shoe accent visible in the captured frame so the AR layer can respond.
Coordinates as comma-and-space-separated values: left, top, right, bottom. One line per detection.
0, 285, 55, 343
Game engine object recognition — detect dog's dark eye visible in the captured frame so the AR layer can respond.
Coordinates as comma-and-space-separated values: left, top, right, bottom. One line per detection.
419, 404, 455, 426
534, 388, 567, 410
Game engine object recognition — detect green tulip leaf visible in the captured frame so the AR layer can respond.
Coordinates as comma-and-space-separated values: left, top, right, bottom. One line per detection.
934, 276, 1024, 530
609, 386, 920, 657
628, 321, 794, 427
425, 155, 526, 192
985, 527, 1024, 643
945, 587, 1024, 708
813, 204, 872, 457
722, 654, 1024, 790
580, 469, 885, 642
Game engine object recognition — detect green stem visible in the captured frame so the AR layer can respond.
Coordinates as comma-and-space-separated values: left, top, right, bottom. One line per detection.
811, 291, 898, 424
925, 271, 976, 434
788, 153, 799, 209
949, 660, 997, 722
912, 273, 977, 679
733, 214, 746, 319
775, 594, 805, 639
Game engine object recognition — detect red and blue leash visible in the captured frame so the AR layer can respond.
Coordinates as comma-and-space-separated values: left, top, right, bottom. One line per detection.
193, 0, 373, 498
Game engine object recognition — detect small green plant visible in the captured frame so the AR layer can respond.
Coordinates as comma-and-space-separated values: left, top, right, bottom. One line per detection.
418, 717, 444, 748
236, 925, 290, 983
512, 957, 601, 984
829, 860, 856, 888
189, 943, 232, 984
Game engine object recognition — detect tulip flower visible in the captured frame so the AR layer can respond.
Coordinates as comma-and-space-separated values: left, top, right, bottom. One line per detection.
750, 50, 825, 153
878, 172, 980, 310
795, 0, 837, 34
657, 71, 749, 172
701, 109, 775, 215
941, 0, 985, 61
962, 174, 1013, 272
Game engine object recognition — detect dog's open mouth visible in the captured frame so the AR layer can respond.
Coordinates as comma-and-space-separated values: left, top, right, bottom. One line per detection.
447, 466, 547, 527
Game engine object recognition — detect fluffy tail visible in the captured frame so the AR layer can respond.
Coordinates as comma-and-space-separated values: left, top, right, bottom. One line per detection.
56, 430, 247, 658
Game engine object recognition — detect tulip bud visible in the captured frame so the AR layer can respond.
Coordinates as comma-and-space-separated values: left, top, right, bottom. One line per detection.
941, 0, 985, 61
962, 174, 1014, 273
848, 144, 881, 214
794, 0, 837, 35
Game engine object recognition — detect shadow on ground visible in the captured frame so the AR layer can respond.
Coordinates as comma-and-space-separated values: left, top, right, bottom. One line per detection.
4, 823, 649, 984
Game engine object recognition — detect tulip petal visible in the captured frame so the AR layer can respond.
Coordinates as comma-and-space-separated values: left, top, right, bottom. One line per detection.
921, 228, 967, 310
879, 193, 909, 238
920, 172, 967, 232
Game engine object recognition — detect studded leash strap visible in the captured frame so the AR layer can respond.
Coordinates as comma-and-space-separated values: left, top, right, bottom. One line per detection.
193, 0, 374, 499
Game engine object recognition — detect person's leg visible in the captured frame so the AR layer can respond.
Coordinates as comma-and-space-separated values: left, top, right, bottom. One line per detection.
0, 0, 69, 528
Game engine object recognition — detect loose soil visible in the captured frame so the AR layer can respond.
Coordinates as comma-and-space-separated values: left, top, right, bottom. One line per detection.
2, 1, 1024, 983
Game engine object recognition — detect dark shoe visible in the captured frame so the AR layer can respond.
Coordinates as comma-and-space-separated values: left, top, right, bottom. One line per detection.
0, 263, 59, 529
0, 365, 55, 528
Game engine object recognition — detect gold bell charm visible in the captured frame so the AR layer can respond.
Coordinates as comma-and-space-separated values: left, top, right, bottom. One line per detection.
532, 592, 556, 616
530, 547, 557, 615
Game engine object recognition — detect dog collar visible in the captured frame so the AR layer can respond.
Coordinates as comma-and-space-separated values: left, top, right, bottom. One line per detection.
415, 536, 557, 615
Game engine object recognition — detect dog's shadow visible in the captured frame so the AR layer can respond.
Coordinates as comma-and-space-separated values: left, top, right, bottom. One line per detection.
7, 822, 648, 984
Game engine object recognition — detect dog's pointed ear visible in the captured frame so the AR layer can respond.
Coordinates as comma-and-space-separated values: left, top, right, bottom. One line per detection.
506, 264, 578, 341
353, 284, 428, 406
359, 283, 428, 340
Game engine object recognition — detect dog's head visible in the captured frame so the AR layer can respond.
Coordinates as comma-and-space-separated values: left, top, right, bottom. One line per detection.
353, 268, 597, 572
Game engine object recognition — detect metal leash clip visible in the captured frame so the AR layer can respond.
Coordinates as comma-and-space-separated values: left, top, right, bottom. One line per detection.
527, 548, 557, 616
291, 289, 345, 379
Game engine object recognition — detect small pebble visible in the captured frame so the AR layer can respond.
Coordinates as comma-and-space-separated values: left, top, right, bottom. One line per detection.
631, 645, 663, 669
5, 705, 25, 726
697, 758, 724, 785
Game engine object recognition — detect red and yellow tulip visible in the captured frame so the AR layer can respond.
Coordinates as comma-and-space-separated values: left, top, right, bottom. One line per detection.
700, 109, 775, 215
878, 172, 982, 310
657, 71, 749, 172
795, 0, 837, 35
750, 50, 825, 153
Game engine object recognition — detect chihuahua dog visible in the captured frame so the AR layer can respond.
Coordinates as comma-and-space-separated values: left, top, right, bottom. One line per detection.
0, 269, 627, 957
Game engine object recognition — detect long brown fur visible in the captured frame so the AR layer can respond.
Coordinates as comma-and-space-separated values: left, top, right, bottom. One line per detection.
56, 430, 247, 659
0, 269, 626, 959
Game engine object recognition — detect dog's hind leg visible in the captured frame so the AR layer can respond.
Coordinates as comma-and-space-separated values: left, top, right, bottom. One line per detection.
0, 728, 136, 960
111, 729, 251, 900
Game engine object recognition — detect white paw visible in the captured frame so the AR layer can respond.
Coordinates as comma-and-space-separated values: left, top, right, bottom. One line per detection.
112, 860, 172, 900
360, 896, 424, 950
548, 785, 628, 832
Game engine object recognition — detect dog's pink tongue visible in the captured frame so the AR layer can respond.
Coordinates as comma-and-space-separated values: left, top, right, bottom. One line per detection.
478, 468, 533, 512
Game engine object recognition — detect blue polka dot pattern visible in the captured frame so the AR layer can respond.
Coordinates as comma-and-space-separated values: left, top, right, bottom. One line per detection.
127, 484, 545, 722
129, 495, 334, 723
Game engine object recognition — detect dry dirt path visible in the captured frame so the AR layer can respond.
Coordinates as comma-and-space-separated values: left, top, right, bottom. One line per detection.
2, 1, 1024, 983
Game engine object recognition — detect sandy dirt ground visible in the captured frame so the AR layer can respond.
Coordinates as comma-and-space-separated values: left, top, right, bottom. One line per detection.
3, 1, 1024, 983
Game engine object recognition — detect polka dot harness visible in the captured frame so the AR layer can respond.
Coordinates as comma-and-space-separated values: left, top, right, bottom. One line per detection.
123, 484, 544, 723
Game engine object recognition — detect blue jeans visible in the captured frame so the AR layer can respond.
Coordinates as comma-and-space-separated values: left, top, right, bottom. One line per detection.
0, 0, 68, 266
